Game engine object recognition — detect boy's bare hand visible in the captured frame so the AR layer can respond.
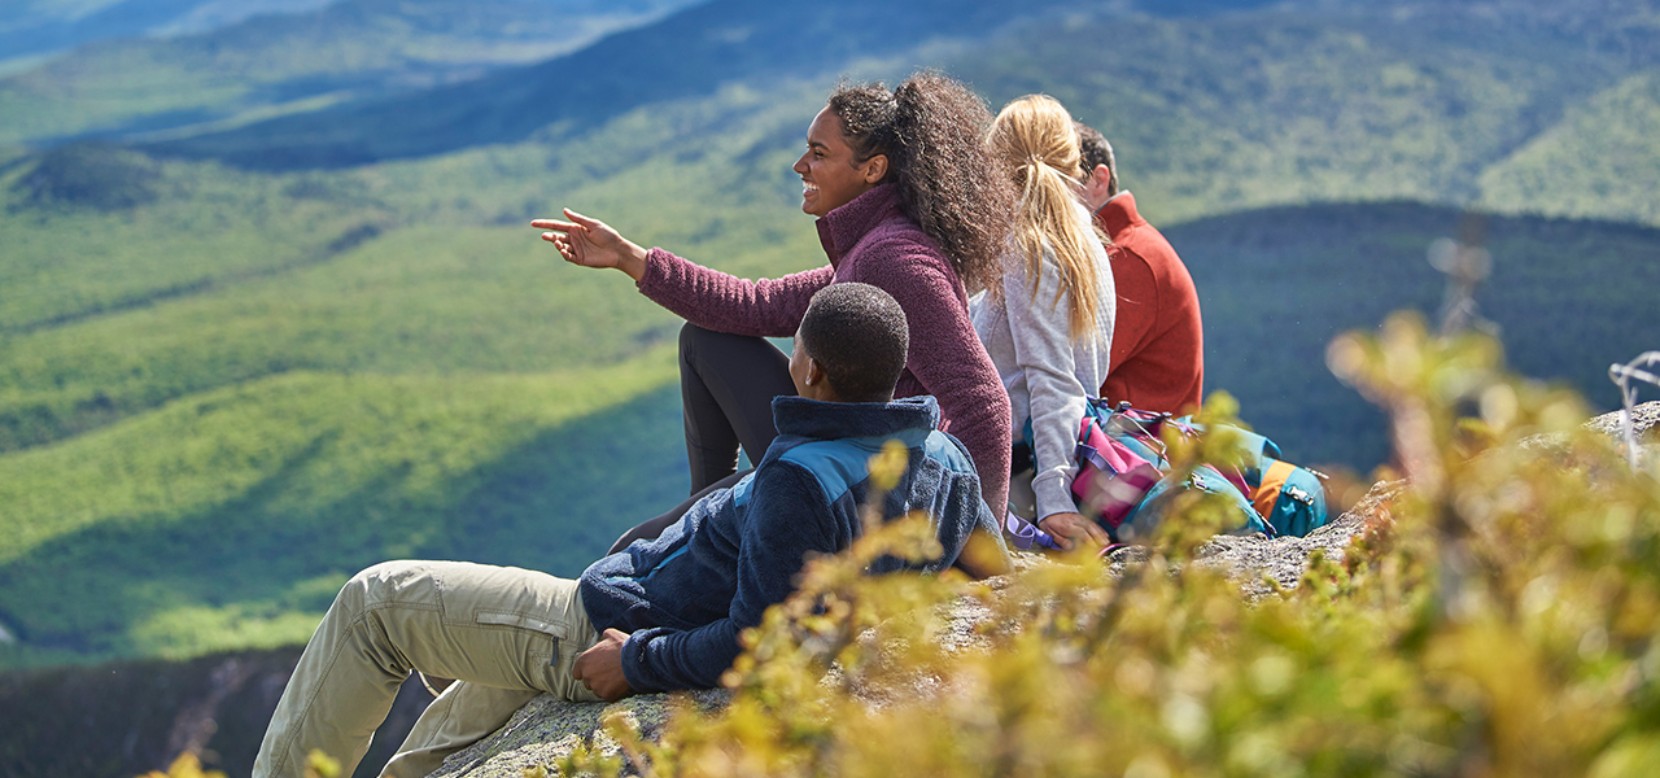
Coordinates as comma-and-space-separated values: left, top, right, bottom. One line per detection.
572, 628, 635, 701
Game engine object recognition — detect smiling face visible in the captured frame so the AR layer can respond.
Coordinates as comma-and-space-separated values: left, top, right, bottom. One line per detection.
792, 107, 885, 217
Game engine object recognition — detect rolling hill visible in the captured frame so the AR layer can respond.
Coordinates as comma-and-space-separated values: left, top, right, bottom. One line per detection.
0, 0, 696, 146
1478, 70, 1660, 226
123, 0, 1660, 232
137, 0, 1092, 168
1, 0, 1657, 678
0, 0, 334, 66
1173, 202, 1660, 469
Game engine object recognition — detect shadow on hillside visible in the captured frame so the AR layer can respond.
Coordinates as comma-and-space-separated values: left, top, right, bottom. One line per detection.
438, 383, 691, 576
1168, 201, 1660, 471
0, 384, 687, 661
140, 0, 1083, 170
0, 645, 435, 778
0, 382, 690, 773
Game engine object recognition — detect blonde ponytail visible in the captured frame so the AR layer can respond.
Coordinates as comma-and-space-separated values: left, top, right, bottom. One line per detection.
988, 95, 1108, 341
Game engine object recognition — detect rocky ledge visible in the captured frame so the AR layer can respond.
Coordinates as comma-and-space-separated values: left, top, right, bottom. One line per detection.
434, 402, 1659, 778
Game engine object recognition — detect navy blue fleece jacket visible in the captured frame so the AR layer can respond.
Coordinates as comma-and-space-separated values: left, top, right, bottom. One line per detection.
577, 395, 1001, 693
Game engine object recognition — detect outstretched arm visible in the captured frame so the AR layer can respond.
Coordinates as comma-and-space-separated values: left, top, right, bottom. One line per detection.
635, 249, 834, 338
531, 209, 649, 281
535, 210, 831, 337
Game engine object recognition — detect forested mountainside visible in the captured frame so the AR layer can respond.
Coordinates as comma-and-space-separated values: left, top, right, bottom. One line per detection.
2, 0, 1655, 678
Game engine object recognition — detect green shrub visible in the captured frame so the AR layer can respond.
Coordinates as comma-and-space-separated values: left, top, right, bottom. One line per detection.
555, 312, 1659, 777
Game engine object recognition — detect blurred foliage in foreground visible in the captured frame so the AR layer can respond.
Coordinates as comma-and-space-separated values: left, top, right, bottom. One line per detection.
550, 312, 1660, 776
138, 753, 224, 778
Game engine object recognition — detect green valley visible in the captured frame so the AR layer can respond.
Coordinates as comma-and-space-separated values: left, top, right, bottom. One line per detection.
1, 0, 1657, 681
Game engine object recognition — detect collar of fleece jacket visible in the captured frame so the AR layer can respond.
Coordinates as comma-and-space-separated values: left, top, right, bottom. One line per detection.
814, 182, 905, 265
1094, 190, 1146, 241
766, 394, 937, 442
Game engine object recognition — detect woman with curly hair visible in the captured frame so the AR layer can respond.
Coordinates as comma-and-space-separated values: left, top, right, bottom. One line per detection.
533, 71, 1015, 546
973, 94, 1117, 551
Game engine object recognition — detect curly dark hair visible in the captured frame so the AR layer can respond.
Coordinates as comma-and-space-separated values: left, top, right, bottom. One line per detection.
828, 72, 1014, 293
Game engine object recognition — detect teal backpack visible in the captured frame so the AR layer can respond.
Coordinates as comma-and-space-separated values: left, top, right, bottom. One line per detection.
1005, 400, 1329, 549
1215, 421, 1331, 538
1112, 462, 1268, 543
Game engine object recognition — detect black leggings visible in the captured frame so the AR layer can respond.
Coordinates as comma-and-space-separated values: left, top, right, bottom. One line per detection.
679, 322, 796, 491
607, 323, 796, 553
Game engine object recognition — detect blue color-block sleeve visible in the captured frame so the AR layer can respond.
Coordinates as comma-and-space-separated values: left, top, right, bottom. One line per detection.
620, 464, 840, 692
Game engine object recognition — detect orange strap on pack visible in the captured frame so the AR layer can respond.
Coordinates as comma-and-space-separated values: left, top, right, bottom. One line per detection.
1252, 459, 1298, 519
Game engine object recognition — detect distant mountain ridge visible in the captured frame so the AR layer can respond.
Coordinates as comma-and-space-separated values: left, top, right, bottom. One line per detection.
1, 0, 317, 62
140, 0, 1088, 168
2, 0, 1657, 683
114, 0, 1660, 229
0, 0, 699, 146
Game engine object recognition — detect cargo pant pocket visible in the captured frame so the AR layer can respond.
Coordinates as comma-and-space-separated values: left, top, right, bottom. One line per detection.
473, 610, 570, 668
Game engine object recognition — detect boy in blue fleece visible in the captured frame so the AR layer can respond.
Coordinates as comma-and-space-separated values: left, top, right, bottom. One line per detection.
254, 283, 1004, 778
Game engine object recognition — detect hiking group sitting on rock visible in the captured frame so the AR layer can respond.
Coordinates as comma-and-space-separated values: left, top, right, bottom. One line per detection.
256, 72, 1320, 778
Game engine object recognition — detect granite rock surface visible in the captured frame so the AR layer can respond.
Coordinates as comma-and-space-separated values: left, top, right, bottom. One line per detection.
436, 402, 1658, 776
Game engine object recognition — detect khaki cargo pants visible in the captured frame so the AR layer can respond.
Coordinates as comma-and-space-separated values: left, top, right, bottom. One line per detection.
253, 560, 603, 778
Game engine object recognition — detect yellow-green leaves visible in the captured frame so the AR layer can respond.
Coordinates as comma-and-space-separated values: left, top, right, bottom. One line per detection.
546, 315, 1659, 777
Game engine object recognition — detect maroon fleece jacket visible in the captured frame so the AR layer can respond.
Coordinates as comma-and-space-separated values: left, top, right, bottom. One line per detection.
635, 184, 1011, 514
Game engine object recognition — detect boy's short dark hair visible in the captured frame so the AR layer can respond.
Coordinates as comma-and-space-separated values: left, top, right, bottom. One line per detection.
799, 283, 910, 401
1073, 121, 1118, 197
